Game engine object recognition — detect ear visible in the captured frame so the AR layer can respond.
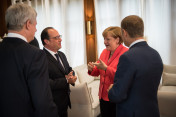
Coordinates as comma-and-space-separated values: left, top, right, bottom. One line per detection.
26, 19, 31, 30
116, 37, 120, 44
44, 39, 49, 44
122, 29, 128, 37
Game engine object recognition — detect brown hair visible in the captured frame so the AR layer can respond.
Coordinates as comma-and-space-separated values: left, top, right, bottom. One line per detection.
102, 26, 123, 44
121, 15, 144, 38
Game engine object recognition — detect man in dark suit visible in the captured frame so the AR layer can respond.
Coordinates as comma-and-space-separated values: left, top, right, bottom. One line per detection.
108, 15, 163, 117
0, 4, 58, 117
41, 27, 77, 117
29, 37, 40, 48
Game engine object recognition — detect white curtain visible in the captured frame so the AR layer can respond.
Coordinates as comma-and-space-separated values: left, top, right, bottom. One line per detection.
95, 0, 176, 65
12, 0, 86, 67
94, 0, 121, 57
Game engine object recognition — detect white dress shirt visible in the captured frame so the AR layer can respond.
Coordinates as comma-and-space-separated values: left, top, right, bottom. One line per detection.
44, 47, 65, 70
129, 39, 145, 48
7, 33, 27, 42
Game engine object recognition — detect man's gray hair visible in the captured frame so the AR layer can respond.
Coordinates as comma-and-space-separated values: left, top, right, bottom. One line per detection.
5, 3, 37, 31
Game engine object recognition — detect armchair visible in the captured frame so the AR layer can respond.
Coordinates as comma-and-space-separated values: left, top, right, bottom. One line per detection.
158, 64, 176, 117
68, 64, 100, 117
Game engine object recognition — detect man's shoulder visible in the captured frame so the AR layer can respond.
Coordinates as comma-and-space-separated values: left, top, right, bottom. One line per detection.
3, 37, 25, 44
58, 51, 66, 56
22, 41, 41, 52
120, 48, 140, 61
58, 51, 64, 54
15, 41, 46, 60
3, 37, 42, 53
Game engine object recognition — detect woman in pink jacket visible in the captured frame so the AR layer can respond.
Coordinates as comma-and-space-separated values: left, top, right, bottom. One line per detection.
88, 26, 128, 117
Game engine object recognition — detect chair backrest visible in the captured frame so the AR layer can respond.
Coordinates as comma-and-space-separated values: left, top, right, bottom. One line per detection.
70, 82, 92, 105
163, 64, 176, 74
73, 64, 95, 84
68, 83, 93, 117
162, 64, 176, 86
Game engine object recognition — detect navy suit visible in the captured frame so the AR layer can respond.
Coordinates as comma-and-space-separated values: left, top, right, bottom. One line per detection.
44, 48, 73, 116
108, 41, 163, 117
0, 37, 58, 117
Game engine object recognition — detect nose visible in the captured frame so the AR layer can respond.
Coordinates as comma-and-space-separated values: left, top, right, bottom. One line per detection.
58, 38, 62, 42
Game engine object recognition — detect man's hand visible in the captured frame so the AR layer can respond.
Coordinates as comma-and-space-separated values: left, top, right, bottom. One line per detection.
65, 71, 77, 84
67, 76, 77, 84
93, 59, 107, 71
107, 84, 113, 92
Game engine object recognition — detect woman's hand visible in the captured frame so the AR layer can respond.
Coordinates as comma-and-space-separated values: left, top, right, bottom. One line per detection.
107, 84, 113, 92
88, 62, 94, 71
93, 59, 107, 71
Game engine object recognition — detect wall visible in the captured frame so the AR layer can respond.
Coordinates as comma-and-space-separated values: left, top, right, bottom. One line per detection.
0, 0, 11, 38
84, 0, 98, 63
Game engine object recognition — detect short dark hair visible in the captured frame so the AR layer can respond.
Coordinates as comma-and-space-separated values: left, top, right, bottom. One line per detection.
121, 15, 144, 38
41, 27, 54, 45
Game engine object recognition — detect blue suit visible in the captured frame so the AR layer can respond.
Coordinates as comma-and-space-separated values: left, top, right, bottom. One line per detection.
108, 41, 163, 117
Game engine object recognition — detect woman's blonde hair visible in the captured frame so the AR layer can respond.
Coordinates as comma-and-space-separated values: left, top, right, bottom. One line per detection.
102, 26, 123, 44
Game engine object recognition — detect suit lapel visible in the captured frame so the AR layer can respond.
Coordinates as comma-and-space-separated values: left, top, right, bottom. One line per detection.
107, 44, 123, 65
57, 52, 68, 73
44, 48, 65, 74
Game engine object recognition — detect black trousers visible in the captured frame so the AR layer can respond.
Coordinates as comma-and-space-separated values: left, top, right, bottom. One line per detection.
58, 107, 68, 117
100, 99, 116, 117
58, 110, 68, 117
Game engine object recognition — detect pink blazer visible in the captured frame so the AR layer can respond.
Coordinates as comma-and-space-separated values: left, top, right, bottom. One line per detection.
88, 44, 128, 101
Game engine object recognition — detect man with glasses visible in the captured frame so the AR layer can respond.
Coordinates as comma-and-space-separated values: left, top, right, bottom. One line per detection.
41, 27, 77, 117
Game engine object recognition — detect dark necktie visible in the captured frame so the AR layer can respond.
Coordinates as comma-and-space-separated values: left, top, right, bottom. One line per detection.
54, 53, 65, 72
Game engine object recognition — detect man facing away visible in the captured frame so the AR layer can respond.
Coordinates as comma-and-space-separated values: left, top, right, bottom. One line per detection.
41, 27, 77, 117
108, 15, 163, 117
0, 4, 58, 117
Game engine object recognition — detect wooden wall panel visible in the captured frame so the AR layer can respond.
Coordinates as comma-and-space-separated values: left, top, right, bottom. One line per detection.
0, 0, 11, 38
84, 0, 98, 63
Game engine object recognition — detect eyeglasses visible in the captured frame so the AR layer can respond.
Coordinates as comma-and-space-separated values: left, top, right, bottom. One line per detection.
50, 35, 62, 40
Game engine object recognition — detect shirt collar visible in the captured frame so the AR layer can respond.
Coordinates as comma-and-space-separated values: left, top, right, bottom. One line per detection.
129, 39, 145, 48
7, 33, 27, 42
44, 47, 57, 60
